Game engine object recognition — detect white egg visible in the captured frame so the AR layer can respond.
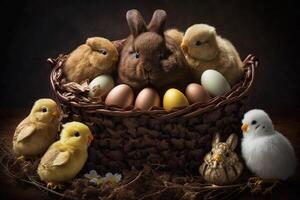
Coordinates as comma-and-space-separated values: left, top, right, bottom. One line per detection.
88, 75, 115, 98
201, 70, 231, 97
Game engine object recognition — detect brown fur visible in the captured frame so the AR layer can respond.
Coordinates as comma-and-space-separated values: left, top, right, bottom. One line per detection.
63, 37, 118, 83
164, 29, 184, 46
118, 9, 190, 92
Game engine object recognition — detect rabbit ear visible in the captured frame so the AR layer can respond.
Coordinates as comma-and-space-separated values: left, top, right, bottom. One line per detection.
126, 9, 147, 38
147, 9, 167, 35
226, 134, 238, 150
212, 133, 221, 148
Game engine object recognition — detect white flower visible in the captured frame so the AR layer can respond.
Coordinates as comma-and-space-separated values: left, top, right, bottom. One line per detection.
84, 170, 122, 186
84, 170, 103, 185
102, 172, 122, 183
84, 170, 100, 179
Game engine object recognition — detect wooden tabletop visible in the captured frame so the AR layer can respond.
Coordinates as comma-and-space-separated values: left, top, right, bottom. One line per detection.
0, 108, 299, 200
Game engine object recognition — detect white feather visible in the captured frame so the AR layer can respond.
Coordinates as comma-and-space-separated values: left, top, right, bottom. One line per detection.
241, 109, 297, 180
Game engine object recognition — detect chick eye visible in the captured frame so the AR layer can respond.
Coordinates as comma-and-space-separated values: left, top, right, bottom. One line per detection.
74, 132, 80, 137
41, 107, 48, 113
251, 120, 257, 125
133, 52, 139, 59
100, 49, 107, 55
195, 41, 202, 46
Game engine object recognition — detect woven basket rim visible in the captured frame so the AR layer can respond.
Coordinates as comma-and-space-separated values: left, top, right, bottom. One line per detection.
49, 52, 258, 119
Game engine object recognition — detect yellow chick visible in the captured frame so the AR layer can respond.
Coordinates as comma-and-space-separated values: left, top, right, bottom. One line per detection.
181, 24, 244, 86
37, 122, 93, 189
63, 37, 119, 83
164, 29, 184, 46
13, 99, 61, 158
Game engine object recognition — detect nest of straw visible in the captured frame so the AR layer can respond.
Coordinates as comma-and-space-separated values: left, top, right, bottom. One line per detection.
0, 138, 276, 200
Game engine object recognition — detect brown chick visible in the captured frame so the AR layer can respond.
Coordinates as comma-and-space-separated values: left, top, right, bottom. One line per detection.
63, 37, 119, 83
181, 24, 244, 86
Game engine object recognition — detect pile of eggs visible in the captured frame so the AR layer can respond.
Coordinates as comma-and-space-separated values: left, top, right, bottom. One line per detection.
88, 69, 231, 111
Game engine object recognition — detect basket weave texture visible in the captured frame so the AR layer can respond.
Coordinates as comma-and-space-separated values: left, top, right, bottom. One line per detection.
49, 53, 258, 173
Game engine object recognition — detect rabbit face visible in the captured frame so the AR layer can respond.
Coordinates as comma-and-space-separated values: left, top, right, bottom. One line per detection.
119, 32, 168, 89
210, 142, 239, 168
118, 9, 190, 91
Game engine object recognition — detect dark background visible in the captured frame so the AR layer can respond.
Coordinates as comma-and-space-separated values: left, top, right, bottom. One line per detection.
0, 1, 299, 199
0, 0, 299, 112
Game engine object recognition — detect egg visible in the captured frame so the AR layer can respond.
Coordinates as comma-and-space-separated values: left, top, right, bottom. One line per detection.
105, 84, 134, 108
185, 83, 211, 104
135, 88, 160, 110
88, 75, 115, 98
201, 70, 231, 97
163, 88, 189, 112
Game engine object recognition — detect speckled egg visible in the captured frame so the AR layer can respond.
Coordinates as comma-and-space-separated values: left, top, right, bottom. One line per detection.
163, 88, 189, 112
135, 88, 160, 110
88, 75, 115, 98
201, 70, 231, 97
185, 83, 211, 104
105, 84, 134, 108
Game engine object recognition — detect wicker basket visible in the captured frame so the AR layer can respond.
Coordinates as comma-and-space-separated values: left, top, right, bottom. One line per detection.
48, 52, 258, 174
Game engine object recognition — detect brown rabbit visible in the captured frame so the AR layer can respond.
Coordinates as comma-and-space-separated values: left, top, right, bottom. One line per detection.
199, 133, 244, 185
118, 9, 190, 92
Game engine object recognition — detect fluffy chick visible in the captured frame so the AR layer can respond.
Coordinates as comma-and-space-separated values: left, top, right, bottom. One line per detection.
241, 109, 297, 180
63, 37, 119, 83
13, 99, 61, 158
164, 29, 184, 46
37, 122, 93, 189
181, 24, 244, 86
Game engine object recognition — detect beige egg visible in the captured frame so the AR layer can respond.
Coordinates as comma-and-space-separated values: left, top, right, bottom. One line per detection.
105, 84, 134, 108
88, 75, 115, 98
201, 70, 231, 97
135, 88, 160, 110
185, 83, 211, 104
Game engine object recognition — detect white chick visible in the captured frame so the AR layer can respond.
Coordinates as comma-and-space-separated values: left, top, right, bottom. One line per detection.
241, 109, 297, 181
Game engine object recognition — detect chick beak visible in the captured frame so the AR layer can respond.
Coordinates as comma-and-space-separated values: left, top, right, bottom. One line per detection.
88, 134, 94, 145
241, 124, 249, 134
181, 43, 188, 54
52, 111, 60, 118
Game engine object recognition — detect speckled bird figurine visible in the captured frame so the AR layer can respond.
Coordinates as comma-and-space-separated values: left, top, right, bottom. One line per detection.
200, 133, 243, 185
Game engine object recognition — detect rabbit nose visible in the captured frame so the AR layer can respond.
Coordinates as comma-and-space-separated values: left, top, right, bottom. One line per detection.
212, 154, 222, 162
143, 64, 152, 72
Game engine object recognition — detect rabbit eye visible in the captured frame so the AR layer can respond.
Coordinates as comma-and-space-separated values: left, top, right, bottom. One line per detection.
41, 107, 48, 113
195, 41, 202, 46
133, 52, 140, 59
251, 120, 257, 125
159, 52, 165, 60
